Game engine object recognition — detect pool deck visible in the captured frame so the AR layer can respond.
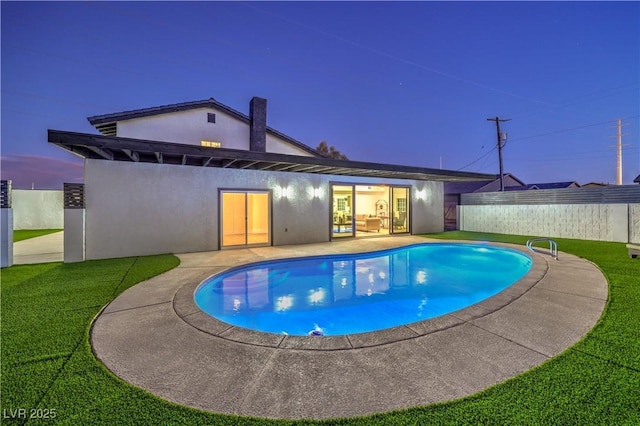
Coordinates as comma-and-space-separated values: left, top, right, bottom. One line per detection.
91, 236, 607, 420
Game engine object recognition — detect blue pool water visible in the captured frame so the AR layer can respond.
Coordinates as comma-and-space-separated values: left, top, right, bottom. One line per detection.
194, 243, 532, 336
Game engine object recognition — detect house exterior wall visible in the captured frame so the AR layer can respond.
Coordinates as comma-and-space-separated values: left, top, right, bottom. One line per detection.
115, 108, 315, 157
116, 108, 251, 150
12, 189, 63, 230
458, 204, 638, 243
265, 133, 316, 156
83, 159, 443, 260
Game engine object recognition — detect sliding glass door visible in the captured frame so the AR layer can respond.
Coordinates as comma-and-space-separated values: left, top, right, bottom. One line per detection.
390, 187, 409, 234
221, 190, 270, 248
331, 183, 410, 239
331, 185, 354, 238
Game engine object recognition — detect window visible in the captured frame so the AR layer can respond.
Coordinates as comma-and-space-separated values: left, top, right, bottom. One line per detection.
207, 113, 216, 123
201, 141, 222, 148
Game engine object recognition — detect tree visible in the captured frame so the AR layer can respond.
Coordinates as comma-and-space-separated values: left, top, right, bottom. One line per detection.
316, 141, 348, 160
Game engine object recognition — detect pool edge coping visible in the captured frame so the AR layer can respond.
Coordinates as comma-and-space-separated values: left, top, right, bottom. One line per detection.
173, 241, 549, 350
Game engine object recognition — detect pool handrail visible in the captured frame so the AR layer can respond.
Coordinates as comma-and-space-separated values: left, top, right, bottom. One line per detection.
526, 238, 559, 260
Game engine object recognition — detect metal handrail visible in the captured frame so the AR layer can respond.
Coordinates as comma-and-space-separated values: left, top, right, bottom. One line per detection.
526, 238, 558, 260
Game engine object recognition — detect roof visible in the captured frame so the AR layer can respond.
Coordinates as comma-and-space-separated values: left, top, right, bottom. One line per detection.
87, 98, 321, 157
528, 181, 579, 190
635, 174, 640, 183
444, 180, 496, 194
48, 130, 496, 183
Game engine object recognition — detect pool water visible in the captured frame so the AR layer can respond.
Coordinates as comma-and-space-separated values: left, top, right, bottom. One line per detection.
194, 243, 532, 336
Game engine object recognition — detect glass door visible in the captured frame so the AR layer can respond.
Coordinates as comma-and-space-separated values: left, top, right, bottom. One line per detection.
221, 191, 270, 248
331, 184, 354, 239
390, 187, 409, 234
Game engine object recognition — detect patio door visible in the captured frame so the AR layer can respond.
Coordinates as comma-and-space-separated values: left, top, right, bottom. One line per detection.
221, 190, 270, 248
390, 187, 410, 234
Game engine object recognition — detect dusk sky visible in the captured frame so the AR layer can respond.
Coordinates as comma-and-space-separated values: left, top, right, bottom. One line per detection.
1, 1, 638, 189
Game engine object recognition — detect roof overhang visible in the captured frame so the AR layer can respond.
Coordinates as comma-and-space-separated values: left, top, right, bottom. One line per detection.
48, 130, 496, 182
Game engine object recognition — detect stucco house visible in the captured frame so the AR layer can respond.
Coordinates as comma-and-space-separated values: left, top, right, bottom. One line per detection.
49, 96, 493, 261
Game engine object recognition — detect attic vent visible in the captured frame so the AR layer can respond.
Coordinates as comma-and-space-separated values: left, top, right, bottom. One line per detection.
96, 122, 117, 136
207, 113, 216, 123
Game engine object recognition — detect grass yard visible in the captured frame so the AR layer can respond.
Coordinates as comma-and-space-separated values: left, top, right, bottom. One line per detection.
13, 229, 63, 242
1, 232, 638, 425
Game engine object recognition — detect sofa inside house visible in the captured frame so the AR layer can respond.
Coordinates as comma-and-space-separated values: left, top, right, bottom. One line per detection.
355, 214, 381, 232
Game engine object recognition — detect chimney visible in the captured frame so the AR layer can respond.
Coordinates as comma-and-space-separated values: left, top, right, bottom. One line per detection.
250, 97, 267, 152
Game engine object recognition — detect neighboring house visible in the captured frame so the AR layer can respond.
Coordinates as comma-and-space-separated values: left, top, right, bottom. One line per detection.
49, 96, 494, 260
444, 174, 580, 229
581, 182, 610, 188
444, 173, 524, 229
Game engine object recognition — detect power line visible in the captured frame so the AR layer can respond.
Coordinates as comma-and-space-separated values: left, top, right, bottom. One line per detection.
508, 116, 640, 144
456, 146, 497, 171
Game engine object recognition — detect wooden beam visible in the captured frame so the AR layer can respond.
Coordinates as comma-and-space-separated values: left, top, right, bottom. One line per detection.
258, 162, 284, 170
272, 163, 299, 172
122, 149, 139, 162
202, 157, 214, 167
182, 154, 187, 165
86, 146, 114, 160
222, 159, 237, 168
240, 160, 261, 169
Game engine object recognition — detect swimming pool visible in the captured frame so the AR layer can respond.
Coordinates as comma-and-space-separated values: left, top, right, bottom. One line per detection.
194, 243, 532, 336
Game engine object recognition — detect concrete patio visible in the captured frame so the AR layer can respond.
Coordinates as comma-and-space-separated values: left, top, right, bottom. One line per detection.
13, 231, 63, 264
91, 236, 607, 420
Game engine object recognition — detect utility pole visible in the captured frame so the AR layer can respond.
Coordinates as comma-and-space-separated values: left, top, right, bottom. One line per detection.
611, 118, 629, 185
487, 117, 511, 191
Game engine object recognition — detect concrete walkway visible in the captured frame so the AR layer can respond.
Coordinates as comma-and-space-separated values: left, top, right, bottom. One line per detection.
13, 231, 64, 264
91, 236, 607, 420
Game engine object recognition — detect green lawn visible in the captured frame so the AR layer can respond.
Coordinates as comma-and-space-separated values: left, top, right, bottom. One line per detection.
13, 229, 63, 242
1, 232, 638, 425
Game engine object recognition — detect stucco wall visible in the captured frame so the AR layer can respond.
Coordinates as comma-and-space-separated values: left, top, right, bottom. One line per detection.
265, 133, 315, 156
458, 204, 638, 243
12, 190, 63, 230
83, 159, 443, 260
117, 108, 251, 150
116, 108, 315, 157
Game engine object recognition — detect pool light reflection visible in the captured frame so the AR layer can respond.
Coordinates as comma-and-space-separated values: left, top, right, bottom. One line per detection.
275, 295, 294, 311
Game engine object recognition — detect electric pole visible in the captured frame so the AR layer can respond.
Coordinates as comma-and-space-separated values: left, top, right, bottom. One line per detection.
611, 118, 630, 185
487, 117, 511, 191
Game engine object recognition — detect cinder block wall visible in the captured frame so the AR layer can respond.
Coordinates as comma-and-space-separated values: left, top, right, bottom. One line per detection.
12, 190, 64, 230
459, 203, 639, 243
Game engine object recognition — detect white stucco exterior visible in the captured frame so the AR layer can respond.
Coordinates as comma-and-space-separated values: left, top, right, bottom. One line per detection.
116, 108, 251, 149
83, 159, 443, 260
12, 190, 63, 230
114, 108, 315, 157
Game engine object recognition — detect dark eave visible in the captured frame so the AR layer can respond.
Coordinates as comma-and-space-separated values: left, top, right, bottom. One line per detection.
86, 98, 321, 157
48, 130, 496, 182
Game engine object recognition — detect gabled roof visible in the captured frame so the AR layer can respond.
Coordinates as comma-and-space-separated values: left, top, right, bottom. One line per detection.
87, 98, 321, 157
528, 181, 579, 190
504, 184, 539, 191
444, 173, 525, 194
48, 130, 497, 183
635, 174, 640, 184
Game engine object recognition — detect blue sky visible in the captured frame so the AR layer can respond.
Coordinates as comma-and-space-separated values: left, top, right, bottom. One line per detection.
2, 1, 638, 189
